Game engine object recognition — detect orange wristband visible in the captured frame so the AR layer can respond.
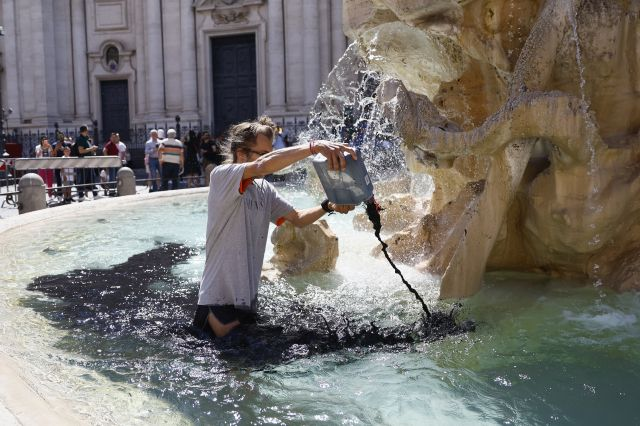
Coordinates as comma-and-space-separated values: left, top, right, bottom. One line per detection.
309, 140, 316, 155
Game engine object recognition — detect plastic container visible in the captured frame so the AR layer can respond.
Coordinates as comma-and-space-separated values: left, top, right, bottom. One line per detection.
312, 149, 374, 205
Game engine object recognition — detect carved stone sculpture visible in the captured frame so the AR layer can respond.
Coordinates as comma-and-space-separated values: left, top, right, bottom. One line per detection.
342, 0, 640, 297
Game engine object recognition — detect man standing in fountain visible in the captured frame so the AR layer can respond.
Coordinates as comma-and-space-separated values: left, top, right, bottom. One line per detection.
194, 116, 356, 338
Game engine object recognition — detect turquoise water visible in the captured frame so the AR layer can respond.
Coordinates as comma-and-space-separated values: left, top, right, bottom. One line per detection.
1, 188, 639, 424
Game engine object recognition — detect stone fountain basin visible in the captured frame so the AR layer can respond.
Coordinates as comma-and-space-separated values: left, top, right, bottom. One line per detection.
0, 189, 207, 424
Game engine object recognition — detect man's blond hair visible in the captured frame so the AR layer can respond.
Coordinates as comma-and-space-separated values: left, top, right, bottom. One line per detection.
225, 116, 276, 162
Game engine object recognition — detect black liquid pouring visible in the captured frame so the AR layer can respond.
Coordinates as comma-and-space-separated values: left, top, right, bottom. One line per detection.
312, 150, 432, 318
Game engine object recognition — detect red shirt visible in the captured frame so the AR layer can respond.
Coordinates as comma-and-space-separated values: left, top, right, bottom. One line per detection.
104, 141, 119, 156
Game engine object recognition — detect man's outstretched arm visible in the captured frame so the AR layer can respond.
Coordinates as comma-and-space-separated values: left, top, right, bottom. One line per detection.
242, 140, 357, 180
283, 202, 354, 228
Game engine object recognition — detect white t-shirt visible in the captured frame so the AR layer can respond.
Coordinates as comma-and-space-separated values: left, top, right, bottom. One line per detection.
198, 163, 294, 311
145, 138, 159, 158
117, 141, 127, 163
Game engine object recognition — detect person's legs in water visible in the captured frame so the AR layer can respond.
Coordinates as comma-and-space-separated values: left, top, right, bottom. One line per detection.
207, 312, 241, 337
193, 305, 255, 338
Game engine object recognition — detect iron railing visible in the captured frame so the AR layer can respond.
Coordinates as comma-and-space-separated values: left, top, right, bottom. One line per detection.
4, 115, 310, 168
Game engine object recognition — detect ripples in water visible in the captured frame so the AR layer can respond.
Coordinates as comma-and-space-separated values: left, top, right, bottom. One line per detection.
26, 243, 472, 365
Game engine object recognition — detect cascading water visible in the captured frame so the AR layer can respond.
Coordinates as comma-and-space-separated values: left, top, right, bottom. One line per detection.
567, 1, 605, 283
304, 44, 407, 183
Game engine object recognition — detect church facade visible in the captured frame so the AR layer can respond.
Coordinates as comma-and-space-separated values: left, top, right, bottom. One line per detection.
0, 0, 347, 154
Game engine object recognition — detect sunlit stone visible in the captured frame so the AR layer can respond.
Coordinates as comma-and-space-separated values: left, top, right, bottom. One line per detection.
343, 0, 640, 296
268, 220, 339, 276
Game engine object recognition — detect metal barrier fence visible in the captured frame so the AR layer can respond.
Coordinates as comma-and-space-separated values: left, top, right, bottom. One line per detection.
1, 156, 124, 207
3, 115, 310, 158
0, 156, 18, 207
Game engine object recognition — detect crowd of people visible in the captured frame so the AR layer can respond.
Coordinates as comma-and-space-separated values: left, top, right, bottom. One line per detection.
30, 124, 293, 204
144, 128, 227, 192
34, 126, 127, 203
143, 125, 294, 191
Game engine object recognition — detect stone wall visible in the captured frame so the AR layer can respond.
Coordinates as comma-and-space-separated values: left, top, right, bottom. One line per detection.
0, 0, 348, 134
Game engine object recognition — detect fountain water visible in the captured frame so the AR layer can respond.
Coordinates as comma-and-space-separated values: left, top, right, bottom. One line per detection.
1, 193, 639, 423
2, 0, 640, 423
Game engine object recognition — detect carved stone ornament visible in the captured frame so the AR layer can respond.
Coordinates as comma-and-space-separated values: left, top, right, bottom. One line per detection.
194, 0, 263, 12
212, 9, 249, 24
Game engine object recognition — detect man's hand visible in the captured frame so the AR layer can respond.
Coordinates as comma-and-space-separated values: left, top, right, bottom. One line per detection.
313, 140, 357, 171
329, 202, 355, 214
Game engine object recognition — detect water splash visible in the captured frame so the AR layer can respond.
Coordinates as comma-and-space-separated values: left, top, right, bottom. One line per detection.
302, 44, 407, 182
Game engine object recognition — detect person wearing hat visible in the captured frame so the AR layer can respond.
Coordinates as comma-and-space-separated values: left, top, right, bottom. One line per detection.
158, 128, 184, 190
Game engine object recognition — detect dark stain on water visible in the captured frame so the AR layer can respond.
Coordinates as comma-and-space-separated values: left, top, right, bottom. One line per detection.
27, 243, 473, 362
24, 243, 474, 421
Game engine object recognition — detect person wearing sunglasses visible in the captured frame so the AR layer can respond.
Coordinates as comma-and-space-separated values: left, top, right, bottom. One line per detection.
194, 116, 357, 338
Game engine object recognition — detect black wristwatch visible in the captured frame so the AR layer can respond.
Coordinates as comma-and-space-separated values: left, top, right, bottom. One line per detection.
321, 199, 335, 214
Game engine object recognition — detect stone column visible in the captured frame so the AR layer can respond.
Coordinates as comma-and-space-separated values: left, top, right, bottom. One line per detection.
266, 0, 285, 112
331, 0, 347, 65
145, 0, 165, 115
71, 0, 91, 121
117, 167, 136, 196
53, 0, 74, 118
284, 0, 304, 107
134, 0, 146, 118
180, 0, 198, 116
318, 0, 332, 77
18, 174, 46, 214
40, 0, 60, 119
162, 1, 181, 110
303, 2, 321, 106
1, 0, 22, 124
16, 1, 48, 120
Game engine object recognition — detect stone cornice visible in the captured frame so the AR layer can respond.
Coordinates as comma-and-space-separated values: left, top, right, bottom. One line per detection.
194, 0, 264, 12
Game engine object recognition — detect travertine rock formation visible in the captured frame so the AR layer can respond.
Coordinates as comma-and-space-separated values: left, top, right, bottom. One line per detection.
268, 220, 339, 276
352, 193, 425, 233
343, 0, 640, 297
